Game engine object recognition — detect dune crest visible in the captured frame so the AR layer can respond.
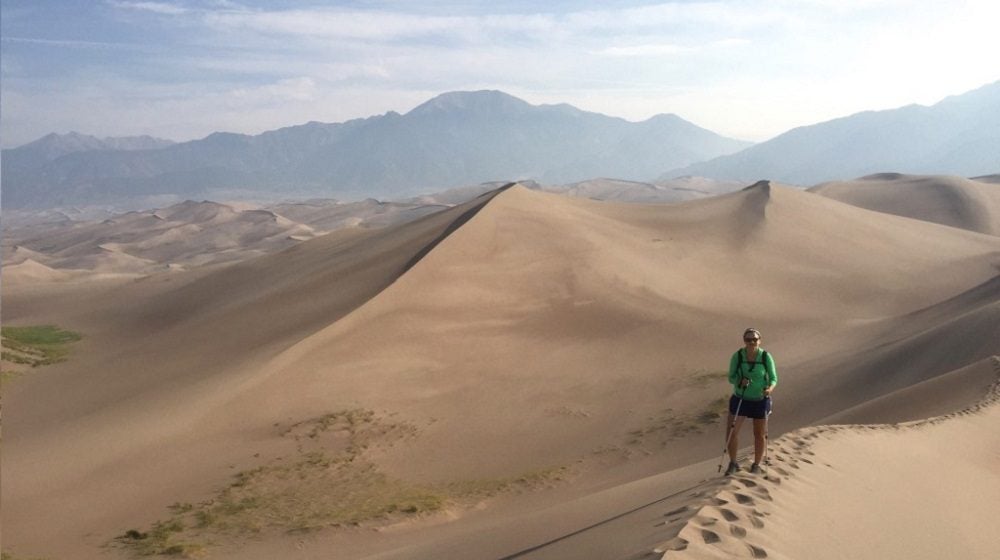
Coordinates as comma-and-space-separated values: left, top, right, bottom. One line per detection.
1, 258, 71, 282
810, 173, 1000, 235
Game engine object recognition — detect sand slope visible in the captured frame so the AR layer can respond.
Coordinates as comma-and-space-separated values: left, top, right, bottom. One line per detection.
810, 173, 1000, 235
3, 182, 999, 559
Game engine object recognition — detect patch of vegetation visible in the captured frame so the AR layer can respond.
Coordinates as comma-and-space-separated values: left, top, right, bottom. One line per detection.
1, 325, 82, 377
628, 396, 730, 448
116, 519, 205, 557
116, 409, 569, 557
445, 466, 571, 502
686, 368, 728, 388
2, 552, 52, 560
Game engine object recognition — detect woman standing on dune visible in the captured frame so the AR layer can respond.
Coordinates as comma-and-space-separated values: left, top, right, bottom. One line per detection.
724, 328, 777, 475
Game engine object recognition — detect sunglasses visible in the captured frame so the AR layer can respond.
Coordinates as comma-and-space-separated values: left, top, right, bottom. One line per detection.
744, 338, 760, 343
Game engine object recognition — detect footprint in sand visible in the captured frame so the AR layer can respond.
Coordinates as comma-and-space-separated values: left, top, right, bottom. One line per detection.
749, 515, 765, 529
734, 493, 755, 505
654, 536, 689, 553
701, 529, 721, 544
719, 508, 740, 522
694, 515, 719, 527
730, 524, 748, 538
747, 543, 768, 558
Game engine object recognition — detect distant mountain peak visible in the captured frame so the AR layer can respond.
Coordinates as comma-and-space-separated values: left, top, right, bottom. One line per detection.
665, 80, 1000, 184
16, 131, 175, 155
408, 90, 533, 117
642, 113, 685, 124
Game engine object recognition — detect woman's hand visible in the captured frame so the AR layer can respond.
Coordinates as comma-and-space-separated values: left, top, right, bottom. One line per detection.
763, 385, 773, 396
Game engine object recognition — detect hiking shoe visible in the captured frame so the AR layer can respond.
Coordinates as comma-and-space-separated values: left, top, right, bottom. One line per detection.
749, 463, 762, 474
724, 461, 741, 476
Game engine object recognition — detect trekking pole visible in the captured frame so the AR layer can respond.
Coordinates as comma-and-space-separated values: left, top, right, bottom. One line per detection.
717, 379, 748, 473
763, 401, 771, 466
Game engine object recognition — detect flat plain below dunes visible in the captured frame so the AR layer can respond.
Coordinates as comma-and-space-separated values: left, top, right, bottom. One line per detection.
3, 182, 1000, 559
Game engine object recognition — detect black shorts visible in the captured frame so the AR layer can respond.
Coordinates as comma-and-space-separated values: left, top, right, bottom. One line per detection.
729, 394, 772, 419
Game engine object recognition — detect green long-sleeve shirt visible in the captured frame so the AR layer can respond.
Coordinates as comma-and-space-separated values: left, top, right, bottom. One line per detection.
728, 348, 777, 400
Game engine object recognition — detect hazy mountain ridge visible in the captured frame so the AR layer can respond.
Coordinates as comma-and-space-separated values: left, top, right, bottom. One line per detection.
664, 80, 1000, 184
9, 131, 175, 161
1, 90, 750, 208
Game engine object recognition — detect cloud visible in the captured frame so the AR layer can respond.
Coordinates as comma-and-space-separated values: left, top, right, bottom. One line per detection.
230, 77, 318, 103
202, 9, 479, 42
598, 43, 690, 57
1, 36, 129, 49
108, 1, 190, 15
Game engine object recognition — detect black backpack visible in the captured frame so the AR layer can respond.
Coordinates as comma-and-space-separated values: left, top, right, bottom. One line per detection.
736, 349, 771, 379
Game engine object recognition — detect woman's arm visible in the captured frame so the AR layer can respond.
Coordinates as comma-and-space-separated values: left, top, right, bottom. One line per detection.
764, 351, 777, 393
728, 351, 740, 386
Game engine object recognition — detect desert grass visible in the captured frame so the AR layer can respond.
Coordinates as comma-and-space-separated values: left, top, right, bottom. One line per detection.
685, 368, 728, 389
1, 325, 82, 381
2, 551, 53, 560
115, 409, 568, 557
627, 395, 729, 449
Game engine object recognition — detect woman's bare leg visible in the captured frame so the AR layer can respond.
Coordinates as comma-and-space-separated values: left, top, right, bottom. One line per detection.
727, 414, 745, 462
753, 418, 767, 464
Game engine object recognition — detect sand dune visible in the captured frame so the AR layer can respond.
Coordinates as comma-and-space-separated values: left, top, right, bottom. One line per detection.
4, 244, 53, 266
1, 258, 71, 283
2, 182, 999, 559
810, 173, 1000, 235
245, 183, 998, 480
268, 198, 449, 230
1, 199, 320, 275
542, 177, 743, 203
971, 173, 1000, 184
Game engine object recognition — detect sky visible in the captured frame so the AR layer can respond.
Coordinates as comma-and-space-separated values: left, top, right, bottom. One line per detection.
2, 0, 999, 149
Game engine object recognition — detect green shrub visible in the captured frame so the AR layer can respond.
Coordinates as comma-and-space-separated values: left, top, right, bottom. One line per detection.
1, 325, 82, 368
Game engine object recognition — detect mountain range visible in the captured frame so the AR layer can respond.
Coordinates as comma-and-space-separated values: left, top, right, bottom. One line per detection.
0, 91, 749, 208
665, 80, 1000, 184
4, 82, 997, 209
